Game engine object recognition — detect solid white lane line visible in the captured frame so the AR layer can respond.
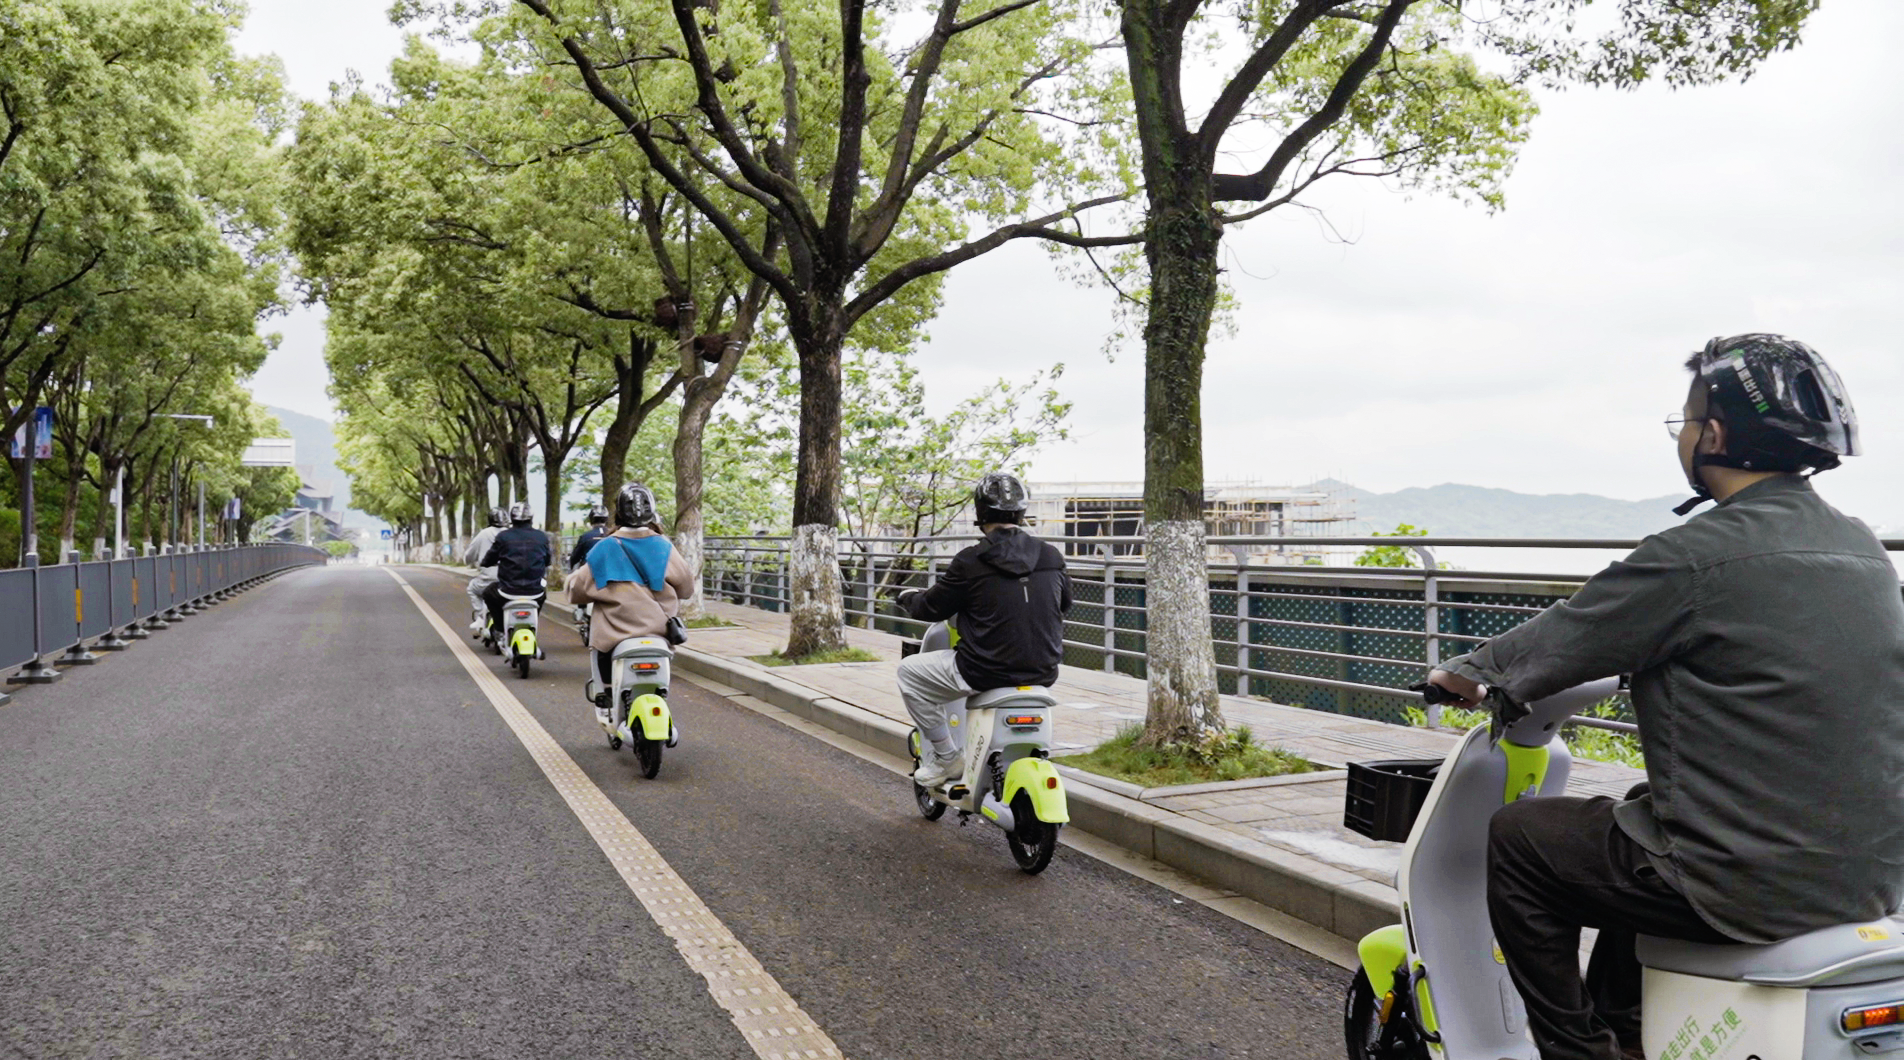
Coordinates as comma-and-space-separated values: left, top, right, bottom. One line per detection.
384, 569, 846, 1060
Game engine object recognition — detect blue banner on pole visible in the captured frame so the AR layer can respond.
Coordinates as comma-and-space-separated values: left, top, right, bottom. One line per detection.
9, 407, 53, 459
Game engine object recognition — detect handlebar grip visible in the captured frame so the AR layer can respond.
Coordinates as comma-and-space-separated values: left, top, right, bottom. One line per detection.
1409, 681, 1458, 706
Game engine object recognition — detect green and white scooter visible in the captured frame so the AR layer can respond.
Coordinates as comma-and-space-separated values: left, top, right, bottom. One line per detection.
586, 634, 677, 779
1344, 678, 1904, 1059
905, 619, 1070, 874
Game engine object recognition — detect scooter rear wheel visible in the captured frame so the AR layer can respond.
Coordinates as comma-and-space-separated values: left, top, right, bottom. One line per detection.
1006, 792, 1059, 874
634, 734, 663, 779
1344, 970, 1429, 1060
515, 655, 530, 678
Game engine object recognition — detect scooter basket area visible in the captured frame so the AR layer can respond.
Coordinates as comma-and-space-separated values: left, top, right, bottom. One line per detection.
1343, 758, 1441, 842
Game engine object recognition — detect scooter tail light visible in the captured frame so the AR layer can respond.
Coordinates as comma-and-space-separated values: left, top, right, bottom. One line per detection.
634, 662, 660, 671
1845, 1003, 1904, 1031
1046, 776, 1059, 789
512, 610, 531, 618
1005, 715, 1043, 726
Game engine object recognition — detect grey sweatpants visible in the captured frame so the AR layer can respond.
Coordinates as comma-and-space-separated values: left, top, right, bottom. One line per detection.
897, 650, 973, 752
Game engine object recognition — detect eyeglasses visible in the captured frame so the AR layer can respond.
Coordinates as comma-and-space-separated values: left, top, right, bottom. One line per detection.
1665, 416, 1694, 440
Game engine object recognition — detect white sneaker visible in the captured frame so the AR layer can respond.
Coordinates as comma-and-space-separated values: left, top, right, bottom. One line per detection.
469, 618, 483, 631
912, 749, 964, 788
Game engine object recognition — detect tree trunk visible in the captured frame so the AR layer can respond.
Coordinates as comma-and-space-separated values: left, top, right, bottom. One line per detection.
783, 332, 847, 658
542, 454, 565, 590
671, 385, 715, 621
88, 462, 113, 559
1138, 186, 1226, 745
601, 334, 658, 507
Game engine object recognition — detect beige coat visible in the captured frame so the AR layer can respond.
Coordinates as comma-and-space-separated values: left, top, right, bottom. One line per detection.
564, 527, 698, 653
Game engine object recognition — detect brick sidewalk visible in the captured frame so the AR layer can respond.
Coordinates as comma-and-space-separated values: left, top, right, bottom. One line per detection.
686, 599, 1645, 893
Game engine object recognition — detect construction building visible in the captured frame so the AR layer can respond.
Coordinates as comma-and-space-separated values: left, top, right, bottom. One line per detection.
941, 481, 1356, 563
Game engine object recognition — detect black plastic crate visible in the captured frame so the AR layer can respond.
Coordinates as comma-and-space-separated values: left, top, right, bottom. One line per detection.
1343, 758, 1442, 842
900, 638, 922, 659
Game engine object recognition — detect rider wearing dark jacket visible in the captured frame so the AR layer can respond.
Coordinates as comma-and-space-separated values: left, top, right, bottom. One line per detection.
898, 473, 1072, 788
1431, 335, 1899, 1060
568, 506, 610, 570
900, 523, 1072, 690
480, 503, 552, 631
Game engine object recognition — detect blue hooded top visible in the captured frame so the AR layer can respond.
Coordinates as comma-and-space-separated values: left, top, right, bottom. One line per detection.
585, 533, 673, 591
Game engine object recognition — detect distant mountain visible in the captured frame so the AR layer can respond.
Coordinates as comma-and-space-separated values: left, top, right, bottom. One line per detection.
263, 406, 384, 529
1325, 479, 1686, 540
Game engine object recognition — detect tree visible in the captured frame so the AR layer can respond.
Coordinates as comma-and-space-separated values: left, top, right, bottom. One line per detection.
1113, 0, 1815, 746
506, 0, 1133, 656
1, 1, 294, 563
1354, 522, 1428, 568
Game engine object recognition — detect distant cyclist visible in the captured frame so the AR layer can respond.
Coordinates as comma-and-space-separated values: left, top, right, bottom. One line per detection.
479, 502, 551, 636
568, 505, 611, 570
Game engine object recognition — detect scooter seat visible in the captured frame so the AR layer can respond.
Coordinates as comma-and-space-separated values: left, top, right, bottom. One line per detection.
1637, 916, 1904, 987
610, 636, 672, 659
969, 686, 1056, 709
501, 592, 544, 603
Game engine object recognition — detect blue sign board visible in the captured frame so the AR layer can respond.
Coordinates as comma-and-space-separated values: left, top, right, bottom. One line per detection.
9, 406, 53, 459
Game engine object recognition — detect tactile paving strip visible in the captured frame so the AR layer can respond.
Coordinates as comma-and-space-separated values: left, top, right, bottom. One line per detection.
387, 570, 846, 1060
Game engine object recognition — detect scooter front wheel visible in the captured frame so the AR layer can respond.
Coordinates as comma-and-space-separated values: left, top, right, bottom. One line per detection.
913, 781, 947, 821
1344, 970, 1429, 1060
1006, 792, 1059, 874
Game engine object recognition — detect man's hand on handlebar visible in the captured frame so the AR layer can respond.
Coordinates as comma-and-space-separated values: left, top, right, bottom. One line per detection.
1425, 669, 1486, 708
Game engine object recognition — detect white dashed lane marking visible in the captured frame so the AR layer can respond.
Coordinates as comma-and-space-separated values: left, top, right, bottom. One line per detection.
385, 569, 846, 1060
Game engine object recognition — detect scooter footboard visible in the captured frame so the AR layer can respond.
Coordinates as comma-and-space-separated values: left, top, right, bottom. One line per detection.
1397, 725, 1572, 1059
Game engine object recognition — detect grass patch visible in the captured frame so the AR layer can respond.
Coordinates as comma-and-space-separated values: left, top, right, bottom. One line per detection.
685, 615, 739, 628
749, 647, 883, 667
1055, 724, 1318, 788
1405, 699, 1644, 768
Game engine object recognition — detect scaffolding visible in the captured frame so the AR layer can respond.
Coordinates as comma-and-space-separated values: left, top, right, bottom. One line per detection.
993, 481, 1359, 563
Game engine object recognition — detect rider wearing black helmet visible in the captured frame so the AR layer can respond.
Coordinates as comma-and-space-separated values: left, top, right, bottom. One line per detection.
569, 504, 612, 570
896, 472, 1072, 787
1429, 336, 1904, 1060
566, 483, 697, 726
479, 502, 552, 636
462, 506, 510, 631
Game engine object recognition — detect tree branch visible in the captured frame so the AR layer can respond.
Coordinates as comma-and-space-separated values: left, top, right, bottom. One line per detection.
843, 194, 1130, 322
1210, 0, 1413, 202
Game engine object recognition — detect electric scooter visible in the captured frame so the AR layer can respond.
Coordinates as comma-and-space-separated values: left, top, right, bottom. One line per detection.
904, 619, 1070, 874
1343, 678, 1904, 1059
494, 592, 544, 678
586, 634, 678, 779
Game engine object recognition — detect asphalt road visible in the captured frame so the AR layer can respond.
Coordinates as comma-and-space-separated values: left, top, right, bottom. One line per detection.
0, 564, 1346, 1059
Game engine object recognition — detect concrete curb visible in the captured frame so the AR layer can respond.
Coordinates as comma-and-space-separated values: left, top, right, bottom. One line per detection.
674, 647, 1399, 943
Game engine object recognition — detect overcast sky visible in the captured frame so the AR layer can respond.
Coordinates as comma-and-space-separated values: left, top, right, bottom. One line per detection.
238, 0, 1904, 530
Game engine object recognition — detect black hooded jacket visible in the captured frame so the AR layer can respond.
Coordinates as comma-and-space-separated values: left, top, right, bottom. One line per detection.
901, 526, 1072, 690
481, 526, 552, 595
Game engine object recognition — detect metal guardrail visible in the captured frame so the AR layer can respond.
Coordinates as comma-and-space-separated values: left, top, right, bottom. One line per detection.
2, 544, 328, 696
702, 533, 1904, 734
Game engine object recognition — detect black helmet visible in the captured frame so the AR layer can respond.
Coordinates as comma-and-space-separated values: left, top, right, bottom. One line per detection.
586, 505, 609, 525
1676, 334, 1858, 513
972, 471, 1029, 525
487, 506, 506, 528
615, 483, 659, 529
507, 501, 534, 526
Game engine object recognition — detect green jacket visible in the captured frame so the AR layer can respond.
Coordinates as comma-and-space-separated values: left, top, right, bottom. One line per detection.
1446, 475, 1904, 943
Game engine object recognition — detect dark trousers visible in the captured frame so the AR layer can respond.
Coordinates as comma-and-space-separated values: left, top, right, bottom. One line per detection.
1487, 795, 1731, 1060
483, 584, 545, 638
